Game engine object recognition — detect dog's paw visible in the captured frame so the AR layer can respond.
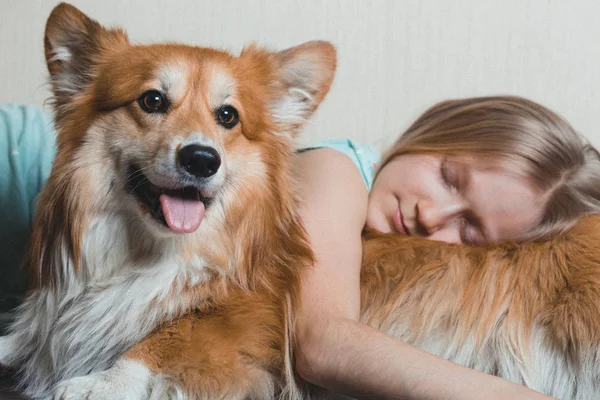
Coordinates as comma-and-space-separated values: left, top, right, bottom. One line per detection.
0, 334, 18, 366
52, 359, 151, 400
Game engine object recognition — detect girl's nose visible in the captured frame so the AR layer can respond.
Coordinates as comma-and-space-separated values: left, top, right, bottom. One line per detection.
417, 198, 464, 235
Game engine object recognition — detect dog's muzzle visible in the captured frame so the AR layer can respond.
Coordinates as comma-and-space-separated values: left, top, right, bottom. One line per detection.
125, 145, 221, 233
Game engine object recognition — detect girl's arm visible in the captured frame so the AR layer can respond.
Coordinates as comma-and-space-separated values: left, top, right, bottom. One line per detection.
292, 148, 553, 400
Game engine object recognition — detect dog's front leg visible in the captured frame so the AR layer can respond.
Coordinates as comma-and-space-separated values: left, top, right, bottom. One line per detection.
120, 309, 281, 400
49, 314, 177, 400
52, 358, 155, 400
52, 293, 285, 400
51, 315, 278, 400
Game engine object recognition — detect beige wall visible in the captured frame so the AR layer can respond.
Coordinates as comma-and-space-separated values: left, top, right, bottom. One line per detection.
2, 0, 599, 150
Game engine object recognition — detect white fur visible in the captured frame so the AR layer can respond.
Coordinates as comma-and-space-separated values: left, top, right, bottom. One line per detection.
48, 45, 72, 63
269, 53, 322, 130
5, 210, 213, 399
207, 150, 268, 236
367, 305, 598, 400
0, 334, 18, 366
528, 327, 600, 400
51, 73, 85, 96
51, 359, 195, 400
148, 376, 187, 400
52, 359, 152, 400
270, 88, 316, 129
208, 68, 236, 108
157, 63, 189, 103
47, 41, 91, 115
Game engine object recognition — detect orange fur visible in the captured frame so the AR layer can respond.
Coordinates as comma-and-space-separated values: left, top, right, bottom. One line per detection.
360, 217, 600, 396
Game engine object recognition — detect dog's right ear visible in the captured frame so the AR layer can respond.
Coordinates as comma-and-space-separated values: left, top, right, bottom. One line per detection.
270, 41, 337, 134
44, 3, 128, 118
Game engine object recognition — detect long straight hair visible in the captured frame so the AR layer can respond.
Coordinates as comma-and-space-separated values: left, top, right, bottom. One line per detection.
378, 96, 600, 240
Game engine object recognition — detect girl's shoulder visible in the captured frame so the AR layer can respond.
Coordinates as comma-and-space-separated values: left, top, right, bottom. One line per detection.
297, 138, 380, 191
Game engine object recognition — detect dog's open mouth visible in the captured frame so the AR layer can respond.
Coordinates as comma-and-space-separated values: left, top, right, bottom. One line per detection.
125, 164, 212, 233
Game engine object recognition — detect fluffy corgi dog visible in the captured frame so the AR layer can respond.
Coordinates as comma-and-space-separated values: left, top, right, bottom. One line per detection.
0, 3, 334, 399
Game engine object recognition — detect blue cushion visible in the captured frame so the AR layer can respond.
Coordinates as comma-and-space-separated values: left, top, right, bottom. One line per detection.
0, 103, 55, 310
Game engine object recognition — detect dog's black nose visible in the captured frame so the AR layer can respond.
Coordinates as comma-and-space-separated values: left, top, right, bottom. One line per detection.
178, 145, 221, 178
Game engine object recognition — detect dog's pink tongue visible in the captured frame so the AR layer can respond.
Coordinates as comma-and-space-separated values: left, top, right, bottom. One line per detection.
159, 193, 205, 233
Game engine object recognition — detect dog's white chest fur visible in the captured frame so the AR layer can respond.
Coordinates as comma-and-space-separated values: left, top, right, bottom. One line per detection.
4, 213, 211, 398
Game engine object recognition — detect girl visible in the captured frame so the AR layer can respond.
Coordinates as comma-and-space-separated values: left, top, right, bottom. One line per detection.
292, 96, 600, 399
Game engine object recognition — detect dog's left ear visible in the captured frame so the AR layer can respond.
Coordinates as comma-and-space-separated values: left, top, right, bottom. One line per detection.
270, 41, 337, 132
44, 3, 129, 120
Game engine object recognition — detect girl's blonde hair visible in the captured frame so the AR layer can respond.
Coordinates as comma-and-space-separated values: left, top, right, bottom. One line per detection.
379, 96, 600, 241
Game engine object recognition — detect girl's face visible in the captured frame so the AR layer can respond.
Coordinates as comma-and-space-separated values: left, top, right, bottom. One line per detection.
366, 154, 545, 244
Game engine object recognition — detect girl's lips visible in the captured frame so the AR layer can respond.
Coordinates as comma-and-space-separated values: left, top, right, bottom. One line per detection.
393, 207, 408, 235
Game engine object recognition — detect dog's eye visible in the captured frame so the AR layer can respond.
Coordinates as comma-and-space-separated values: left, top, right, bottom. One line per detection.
216, 105, 239, 129
138, 90, 169, 113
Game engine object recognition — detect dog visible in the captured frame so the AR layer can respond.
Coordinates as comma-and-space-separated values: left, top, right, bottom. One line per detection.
0, 3, 334, 399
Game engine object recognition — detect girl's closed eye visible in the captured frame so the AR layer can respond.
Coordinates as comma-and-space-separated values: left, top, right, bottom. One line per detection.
461, 213, 488, 245
460, 218, 475, 245
441, 159, 479, 244
440, 158, 459, 193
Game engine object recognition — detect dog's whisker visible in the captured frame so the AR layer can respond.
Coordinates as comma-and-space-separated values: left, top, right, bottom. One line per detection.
127, 178, 151, 196
125, 166, 154, 182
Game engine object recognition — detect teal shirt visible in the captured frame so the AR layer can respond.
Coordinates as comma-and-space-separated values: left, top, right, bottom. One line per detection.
0, 104, 56, 306
299, 139, 380, 191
